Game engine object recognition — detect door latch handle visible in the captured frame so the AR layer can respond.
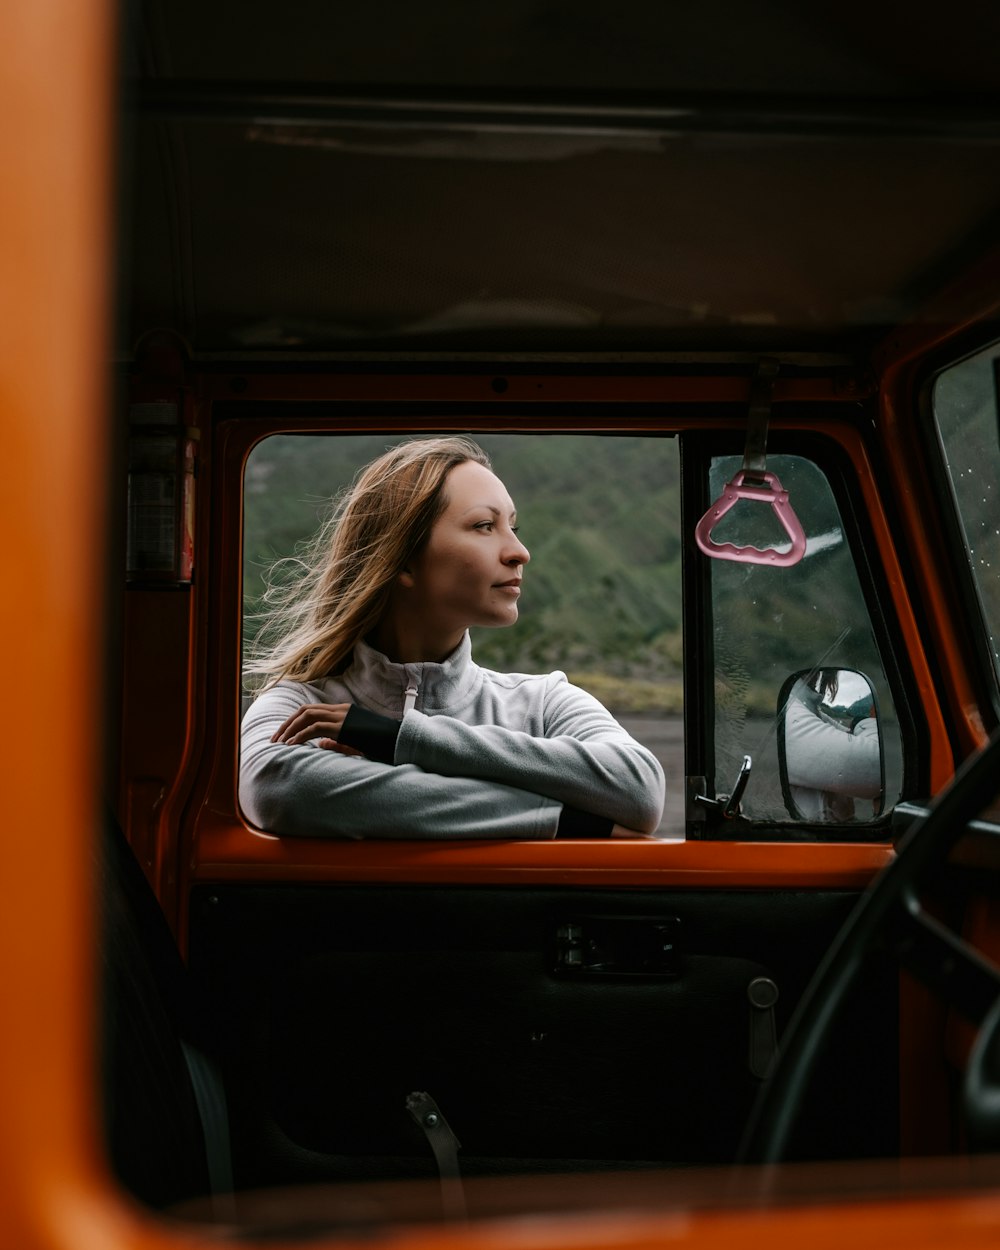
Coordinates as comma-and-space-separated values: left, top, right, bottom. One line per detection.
554, 915, 681, 979
693, 754, 752, 820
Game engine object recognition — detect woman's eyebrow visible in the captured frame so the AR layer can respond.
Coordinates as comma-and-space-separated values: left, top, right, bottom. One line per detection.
461, 503, 518, 519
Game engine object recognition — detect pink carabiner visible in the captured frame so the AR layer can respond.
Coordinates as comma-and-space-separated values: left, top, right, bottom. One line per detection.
695, 470, 806, 568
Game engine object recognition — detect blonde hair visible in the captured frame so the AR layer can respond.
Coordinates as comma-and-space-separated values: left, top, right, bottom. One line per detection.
245, 436, 492, 687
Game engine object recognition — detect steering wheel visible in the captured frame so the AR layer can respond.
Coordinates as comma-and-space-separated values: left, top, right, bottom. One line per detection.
739, 728, 1000, 1165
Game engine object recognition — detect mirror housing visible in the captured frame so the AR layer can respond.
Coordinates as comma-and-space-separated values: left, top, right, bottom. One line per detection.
777, 668, 885, 822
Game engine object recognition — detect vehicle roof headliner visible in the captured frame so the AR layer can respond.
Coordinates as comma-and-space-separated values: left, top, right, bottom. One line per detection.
120, 0, 1000, 360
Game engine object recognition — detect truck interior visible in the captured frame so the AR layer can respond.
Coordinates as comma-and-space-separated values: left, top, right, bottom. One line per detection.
7, 2, 1000, 1248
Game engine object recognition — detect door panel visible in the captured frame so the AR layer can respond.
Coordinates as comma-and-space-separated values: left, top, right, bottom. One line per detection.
189, 884, 898, 1187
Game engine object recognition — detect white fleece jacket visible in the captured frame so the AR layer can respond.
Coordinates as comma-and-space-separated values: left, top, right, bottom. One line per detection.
239, 633, 665, 840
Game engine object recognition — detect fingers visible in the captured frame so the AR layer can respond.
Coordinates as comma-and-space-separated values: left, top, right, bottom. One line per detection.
319, 740, 364, 757
272, 703, 351, 745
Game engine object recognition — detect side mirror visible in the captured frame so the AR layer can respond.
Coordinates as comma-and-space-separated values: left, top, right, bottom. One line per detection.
776, 668, 885, 822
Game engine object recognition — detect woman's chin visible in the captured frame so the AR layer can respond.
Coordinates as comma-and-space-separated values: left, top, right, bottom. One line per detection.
478, 608, 519, 630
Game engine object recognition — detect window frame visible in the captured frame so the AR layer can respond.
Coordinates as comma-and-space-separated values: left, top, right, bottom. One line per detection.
170, 383, 951, 919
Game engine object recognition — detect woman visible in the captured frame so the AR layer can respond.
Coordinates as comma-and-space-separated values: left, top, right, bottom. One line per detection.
240, 436, 665, 839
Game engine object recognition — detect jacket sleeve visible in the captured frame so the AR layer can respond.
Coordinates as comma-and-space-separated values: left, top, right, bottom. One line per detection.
394, 674, 665, 833
239, 684, 561, 840
784, 682, 882, 798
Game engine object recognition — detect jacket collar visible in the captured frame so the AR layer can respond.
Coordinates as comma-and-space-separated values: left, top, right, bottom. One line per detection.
343, 631, 481, 716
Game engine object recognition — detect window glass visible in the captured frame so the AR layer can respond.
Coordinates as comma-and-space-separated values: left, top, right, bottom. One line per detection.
932, 343, 1000, 687
243, 433, 683, 834
709, 453, 902, 825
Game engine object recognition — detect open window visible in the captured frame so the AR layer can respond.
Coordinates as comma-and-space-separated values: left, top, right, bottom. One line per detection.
241, 430, 684, 836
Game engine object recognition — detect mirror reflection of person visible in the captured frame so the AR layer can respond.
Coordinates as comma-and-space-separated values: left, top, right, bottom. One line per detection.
784, 673, 881, 821
240, 437, 665, 840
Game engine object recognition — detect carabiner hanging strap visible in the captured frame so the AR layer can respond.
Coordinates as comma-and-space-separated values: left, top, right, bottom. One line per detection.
742, 357, 780, 483
694, 358, 807, 568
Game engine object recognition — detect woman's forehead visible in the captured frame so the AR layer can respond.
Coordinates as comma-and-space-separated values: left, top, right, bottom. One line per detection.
444, 461, 515, 513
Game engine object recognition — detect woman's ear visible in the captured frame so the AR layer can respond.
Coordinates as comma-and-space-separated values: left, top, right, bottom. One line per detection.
397, 567, 416, 589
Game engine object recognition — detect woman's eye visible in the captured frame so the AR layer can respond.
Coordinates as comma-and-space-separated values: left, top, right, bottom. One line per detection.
473, 520, 519, 534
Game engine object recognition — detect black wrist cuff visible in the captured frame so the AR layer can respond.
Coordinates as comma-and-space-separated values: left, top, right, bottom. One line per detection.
556, 805, 614, 838
339, 704, 402, 765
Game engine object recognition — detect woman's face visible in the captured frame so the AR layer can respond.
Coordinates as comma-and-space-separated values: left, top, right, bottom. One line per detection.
402, 460, 531, 642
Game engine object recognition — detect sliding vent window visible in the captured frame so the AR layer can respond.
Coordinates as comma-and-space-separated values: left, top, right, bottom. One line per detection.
708, 454, 901, 828
243, 433, 683, 836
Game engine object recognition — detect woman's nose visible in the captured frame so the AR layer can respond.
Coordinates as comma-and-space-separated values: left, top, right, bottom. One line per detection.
506, 533, 530, 565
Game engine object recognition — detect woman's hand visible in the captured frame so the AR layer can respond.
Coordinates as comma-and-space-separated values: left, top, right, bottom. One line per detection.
272, 703, 361, 753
